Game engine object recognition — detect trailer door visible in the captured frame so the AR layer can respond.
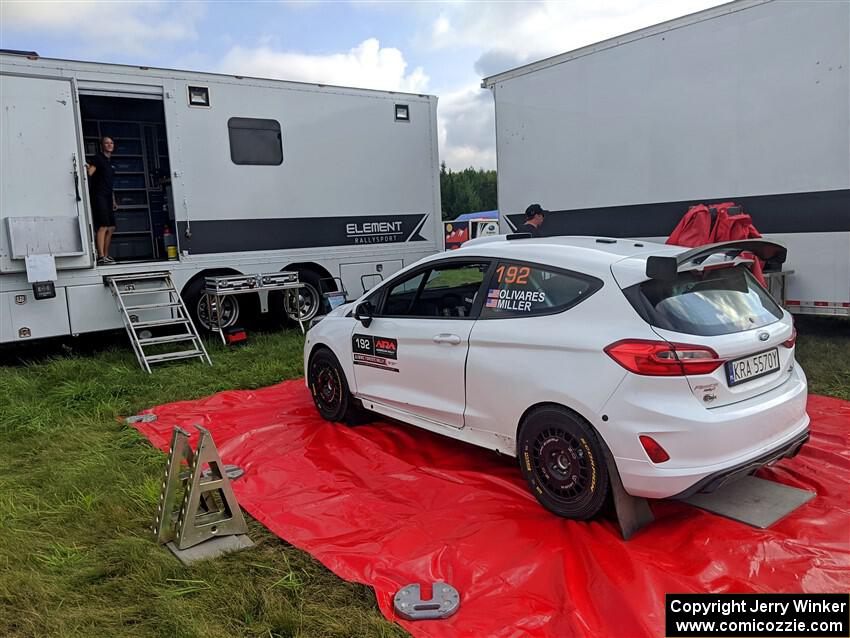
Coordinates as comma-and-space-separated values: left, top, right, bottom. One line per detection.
1, 73, 92, 273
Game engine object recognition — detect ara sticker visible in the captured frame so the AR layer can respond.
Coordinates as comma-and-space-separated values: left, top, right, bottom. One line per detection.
352, 334, 399, 372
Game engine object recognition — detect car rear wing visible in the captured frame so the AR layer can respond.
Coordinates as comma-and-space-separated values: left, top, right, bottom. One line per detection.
646, 240, 787, 281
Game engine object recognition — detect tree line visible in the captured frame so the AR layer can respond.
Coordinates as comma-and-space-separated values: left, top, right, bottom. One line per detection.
440, 162, 497, 220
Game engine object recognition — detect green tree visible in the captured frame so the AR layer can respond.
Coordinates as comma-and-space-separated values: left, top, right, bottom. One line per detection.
439, 163, 497, 220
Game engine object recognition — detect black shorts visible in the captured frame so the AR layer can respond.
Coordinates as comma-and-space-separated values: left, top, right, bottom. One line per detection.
92, 195, 116, 229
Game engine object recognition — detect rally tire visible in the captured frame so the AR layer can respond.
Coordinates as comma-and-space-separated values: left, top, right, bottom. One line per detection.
517, 406, 609, 520
308, 348, 366, 424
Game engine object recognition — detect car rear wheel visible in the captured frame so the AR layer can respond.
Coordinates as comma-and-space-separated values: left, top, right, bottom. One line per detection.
517, 406, 609, 520
308, 348, 367, 424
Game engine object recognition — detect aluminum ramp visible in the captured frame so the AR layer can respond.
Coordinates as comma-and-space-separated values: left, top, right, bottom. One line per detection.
105, 271, 212, 373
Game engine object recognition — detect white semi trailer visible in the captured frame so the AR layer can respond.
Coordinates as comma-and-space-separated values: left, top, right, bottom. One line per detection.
483, 0, 849, 317
1, 52, 442, 344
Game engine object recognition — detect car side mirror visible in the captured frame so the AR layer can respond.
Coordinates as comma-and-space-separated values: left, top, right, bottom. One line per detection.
354, 301, 374, 327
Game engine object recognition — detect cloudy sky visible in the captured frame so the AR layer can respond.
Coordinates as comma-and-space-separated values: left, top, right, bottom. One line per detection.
1, 0, 725, 170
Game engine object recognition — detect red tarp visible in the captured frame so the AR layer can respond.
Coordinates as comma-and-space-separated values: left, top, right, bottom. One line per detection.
134, 381, 850, 638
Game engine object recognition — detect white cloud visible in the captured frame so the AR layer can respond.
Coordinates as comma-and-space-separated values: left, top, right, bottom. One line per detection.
0, 1, 204, 58
433, 15, 451, 38
219, 38, 429, 93
438, 83, 496, 171
428, 0, 728, 75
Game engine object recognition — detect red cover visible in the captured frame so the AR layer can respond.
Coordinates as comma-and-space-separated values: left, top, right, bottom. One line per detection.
134, 381, 850, 638
667, 202, 766, 285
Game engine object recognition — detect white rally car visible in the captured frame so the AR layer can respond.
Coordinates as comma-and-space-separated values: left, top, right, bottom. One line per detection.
303, 236, 809, 520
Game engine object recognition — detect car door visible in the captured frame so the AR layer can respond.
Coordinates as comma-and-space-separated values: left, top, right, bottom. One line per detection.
350, 258, 492, 428
464, 259, 609, 440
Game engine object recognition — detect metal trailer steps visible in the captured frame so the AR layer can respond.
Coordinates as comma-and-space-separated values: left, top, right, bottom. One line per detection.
105, 272, 212, 373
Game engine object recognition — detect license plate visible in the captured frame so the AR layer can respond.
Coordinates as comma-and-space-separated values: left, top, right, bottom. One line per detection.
725, 348, 780, 386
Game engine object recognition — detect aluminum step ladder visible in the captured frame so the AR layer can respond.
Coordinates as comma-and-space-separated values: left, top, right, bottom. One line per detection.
105, 271, 212, 373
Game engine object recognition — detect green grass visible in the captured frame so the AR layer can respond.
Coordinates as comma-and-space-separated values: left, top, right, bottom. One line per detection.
794, 317, 850, 401
0, 330, 406, 638
0, 318, 847, 637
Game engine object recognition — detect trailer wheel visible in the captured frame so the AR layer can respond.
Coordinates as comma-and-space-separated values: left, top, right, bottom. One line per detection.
292, 270, 322, 322
276, 270, 322, 322
183, 277, 240, 332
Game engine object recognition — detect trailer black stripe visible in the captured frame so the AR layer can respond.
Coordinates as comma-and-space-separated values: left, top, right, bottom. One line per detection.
506, 189, 850, 238
176, 213, 429, 254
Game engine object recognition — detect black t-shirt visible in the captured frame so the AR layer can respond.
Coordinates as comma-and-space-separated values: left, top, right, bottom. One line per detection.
519, 221, 540, 237
89, 153, 115, 199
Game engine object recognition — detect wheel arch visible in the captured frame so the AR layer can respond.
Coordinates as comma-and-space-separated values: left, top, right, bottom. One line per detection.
283, 262, 336, 290
180, 267, 243, 298
306, 341, 334, 367
516, 401, 609, 448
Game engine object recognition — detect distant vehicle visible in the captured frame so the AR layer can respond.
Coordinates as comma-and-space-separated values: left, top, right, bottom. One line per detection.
483, 0, 849, 318
444, 213, 499, 250
304, 235, 809, 519
0, 51, 442, 344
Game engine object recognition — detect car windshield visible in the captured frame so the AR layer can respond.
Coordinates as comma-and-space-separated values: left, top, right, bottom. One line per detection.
625, 265, 783, 336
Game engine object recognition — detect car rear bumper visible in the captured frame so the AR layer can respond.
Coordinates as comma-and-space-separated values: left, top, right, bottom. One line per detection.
669, 428, 809, 499
602, 363, 810, 499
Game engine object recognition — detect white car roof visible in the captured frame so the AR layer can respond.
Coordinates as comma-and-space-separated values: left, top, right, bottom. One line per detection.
450, 235, 684, 280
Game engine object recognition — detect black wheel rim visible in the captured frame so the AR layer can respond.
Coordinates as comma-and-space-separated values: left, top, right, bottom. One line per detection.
310, 360, 341, 412
531, 428, 593, 503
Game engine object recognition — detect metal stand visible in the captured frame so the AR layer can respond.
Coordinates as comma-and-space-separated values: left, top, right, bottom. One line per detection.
154, 425, 252, 564
204, 271, 305, 343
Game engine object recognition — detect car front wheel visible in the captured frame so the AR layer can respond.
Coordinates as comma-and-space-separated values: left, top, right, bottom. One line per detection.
308, 348, 364, 424
517, 406, 609, 520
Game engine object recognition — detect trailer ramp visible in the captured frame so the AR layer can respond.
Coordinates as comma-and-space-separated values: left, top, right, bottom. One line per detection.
105, 272, 211, 372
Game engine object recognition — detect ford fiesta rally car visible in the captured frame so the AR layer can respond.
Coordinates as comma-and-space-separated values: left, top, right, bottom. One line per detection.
304, 235, 809, 520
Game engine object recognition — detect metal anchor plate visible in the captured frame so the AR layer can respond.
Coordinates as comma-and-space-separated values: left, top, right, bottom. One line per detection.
126, 413, 158, 424
393, 582, 460, 621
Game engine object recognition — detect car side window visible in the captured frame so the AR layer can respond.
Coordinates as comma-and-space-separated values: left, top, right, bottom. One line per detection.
480, 261, 601, 318
382, 271, 427, 316
380, 262, 489, 318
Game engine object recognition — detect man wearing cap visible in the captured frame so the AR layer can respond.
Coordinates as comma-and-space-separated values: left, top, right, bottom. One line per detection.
520, 204, 547, 237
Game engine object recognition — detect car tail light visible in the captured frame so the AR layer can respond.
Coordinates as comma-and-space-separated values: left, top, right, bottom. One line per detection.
604, 339, 723, 376
639, 435, 670, 463
782, 327, 797, 348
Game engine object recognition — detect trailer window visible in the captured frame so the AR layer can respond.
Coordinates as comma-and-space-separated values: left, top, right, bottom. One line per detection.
227, 117, 283, 165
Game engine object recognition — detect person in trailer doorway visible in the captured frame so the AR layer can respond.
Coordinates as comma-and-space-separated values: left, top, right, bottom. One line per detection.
87, 136, 118, 265
520, 203, 547, 237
